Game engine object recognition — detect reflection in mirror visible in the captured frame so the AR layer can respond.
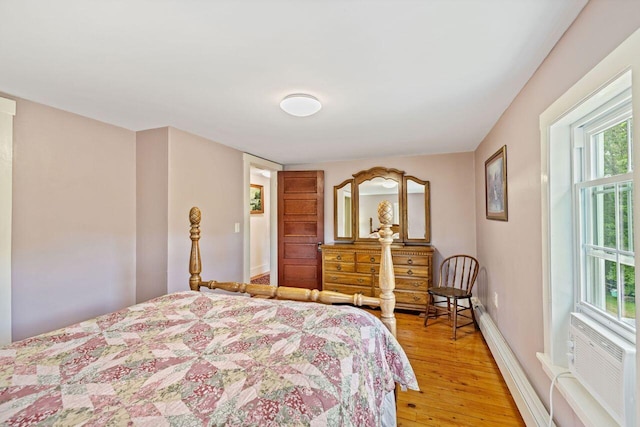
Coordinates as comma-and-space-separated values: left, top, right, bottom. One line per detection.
334, 180, 353, 240
358, 177, 399, 239
406, 179, 426, 239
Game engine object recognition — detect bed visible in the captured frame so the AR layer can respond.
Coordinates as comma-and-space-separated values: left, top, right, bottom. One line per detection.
0, 206, 418, 426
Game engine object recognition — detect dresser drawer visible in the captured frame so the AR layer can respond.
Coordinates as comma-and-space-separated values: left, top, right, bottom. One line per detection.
356, 253, 381, 264
324, 261, 356, 273
356, 264, 379, 274
394, 265, 429, 277
324, 272, 371, 286
324, 283, 372, 296
392, 255, 430, 267
394, 276, 428, 291
324, 251, 355, 262
374, 288, 427, 305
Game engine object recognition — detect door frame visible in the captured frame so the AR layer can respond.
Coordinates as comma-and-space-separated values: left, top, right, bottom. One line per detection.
242, 153, 283, 284
0, 96, 16, 345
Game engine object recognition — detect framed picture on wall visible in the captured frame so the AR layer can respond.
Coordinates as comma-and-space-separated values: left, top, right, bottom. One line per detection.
250, 184, 264, 214
485, 145, 508, 221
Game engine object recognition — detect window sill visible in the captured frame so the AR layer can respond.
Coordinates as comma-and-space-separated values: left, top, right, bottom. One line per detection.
536, 352, 618, 427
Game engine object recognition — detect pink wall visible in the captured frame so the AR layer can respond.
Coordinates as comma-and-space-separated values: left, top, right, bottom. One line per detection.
474, 1, 640, 425
136, 127, 169, 303
11, 97, 136, 340
288, 151, 476, 272
166, 127, 244, 293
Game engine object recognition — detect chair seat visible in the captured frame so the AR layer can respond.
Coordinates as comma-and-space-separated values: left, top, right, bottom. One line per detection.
428, 286, 470, 299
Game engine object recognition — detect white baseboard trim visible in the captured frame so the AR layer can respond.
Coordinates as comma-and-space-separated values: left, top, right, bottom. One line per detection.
250, 264, 269, 278
472, 298, 553, 427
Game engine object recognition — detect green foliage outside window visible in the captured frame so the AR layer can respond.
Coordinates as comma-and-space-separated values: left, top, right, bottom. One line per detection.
599, 121, 635, 310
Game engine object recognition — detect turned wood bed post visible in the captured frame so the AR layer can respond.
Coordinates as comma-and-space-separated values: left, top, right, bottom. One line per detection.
377, 201, 397, 336
189, 207, 203, 291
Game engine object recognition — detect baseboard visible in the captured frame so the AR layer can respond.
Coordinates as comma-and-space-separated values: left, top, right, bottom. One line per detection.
472, 298, 553, 427
250, 264, 269, 278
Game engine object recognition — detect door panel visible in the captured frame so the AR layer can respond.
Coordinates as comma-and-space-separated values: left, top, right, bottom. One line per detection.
278, 171, 324, 289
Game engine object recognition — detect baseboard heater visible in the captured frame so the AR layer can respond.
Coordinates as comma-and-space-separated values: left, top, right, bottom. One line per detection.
472, 298, 552, 427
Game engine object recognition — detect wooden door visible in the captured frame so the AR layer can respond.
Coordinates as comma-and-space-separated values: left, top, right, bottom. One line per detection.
278, 171, 324, 289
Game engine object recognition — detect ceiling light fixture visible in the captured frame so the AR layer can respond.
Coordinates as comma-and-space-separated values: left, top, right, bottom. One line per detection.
280, 94, 322, 117
382, 181, 397, 189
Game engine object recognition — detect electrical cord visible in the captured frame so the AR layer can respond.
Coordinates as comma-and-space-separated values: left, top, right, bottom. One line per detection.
548, 371, 573, 427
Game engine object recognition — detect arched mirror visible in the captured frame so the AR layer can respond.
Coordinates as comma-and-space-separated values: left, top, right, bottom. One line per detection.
333, 166, 431, 244
333, 179, 354, 241
357, 177, 400, 239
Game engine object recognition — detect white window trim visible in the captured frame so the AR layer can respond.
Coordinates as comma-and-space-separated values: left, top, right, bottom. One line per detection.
540, 27, 640, 427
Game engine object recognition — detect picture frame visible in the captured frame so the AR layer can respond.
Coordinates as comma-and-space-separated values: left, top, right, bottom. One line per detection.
250, 184, 264, 214
485, 145, 508, 221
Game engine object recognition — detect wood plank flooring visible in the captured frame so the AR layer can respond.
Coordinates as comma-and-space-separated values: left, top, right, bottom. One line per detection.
385, 310, 525, 426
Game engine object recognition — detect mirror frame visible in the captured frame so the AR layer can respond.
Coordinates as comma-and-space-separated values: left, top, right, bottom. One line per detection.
333, 166, 431, 245
354, 167, 404, 243
403, 175, 431, 244
333, 178, 355, 241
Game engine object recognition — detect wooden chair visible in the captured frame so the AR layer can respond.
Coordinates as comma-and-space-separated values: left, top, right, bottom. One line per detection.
424, 254, 479, 340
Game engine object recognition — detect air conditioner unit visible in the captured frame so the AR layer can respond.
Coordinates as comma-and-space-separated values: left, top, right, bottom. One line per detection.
568, 312, 636, 427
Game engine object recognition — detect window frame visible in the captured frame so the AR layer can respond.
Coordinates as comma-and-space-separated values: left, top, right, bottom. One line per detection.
571, 92, 635, 338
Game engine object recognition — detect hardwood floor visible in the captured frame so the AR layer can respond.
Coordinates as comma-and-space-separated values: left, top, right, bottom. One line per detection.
390, 310, 525, 426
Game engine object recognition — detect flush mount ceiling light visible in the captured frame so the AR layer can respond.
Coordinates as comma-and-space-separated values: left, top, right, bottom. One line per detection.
280, 94, 322, 117
382, 181, 397, 189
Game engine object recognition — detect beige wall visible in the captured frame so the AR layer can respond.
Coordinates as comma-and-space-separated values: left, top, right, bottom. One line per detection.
11, 98, 136, 340
166, 127, 244, 294
474, 1, 640, 425
288, 151, 477, 272
136, 127, 169, 303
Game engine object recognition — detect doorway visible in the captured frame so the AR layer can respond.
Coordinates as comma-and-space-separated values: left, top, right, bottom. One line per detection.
243, 154, 282, 285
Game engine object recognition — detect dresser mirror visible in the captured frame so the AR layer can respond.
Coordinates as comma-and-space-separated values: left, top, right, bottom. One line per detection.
333, 166, 430, 244
333, 179, 354, 241
404, 176, 430, 243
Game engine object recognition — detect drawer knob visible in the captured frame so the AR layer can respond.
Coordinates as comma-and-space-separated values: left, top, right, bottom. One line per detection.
337, 255, 342, 261
331, 276, 338, 281
412, 282, 419, 287
370, 267, 375, 273
357, 278, 364, 283
407, 269, 413, 276
337, 265, 342, 271
413, 295, 420, 301
370, 257, 375, 262
408, 259, 413, 265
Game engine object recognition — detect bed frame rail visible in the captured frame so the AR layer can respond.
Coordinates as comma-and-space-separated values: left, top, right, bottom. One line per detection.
188, 205, 397, 336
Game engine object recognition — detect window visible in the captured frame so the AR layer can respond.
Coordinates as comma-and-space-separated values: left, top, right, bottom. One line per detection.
573, 93, 635, 331
540, 31, 640, 426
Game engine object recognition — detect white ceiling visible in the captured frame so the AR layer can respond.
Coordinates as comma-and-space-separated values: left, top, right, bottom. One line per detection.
0, 0, 586, 165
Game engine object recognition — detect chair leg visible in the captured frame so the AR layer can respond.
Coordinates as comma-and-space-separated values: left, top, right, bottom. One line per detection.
470, 298, 479, 330
424, 294, 432, 327
452, 298, 458, 340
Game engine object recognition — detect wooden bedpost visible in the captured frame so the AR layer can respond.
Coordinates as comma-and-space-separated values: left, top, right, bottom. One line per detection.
377, 201, 397, 337
189, 207, 202, 291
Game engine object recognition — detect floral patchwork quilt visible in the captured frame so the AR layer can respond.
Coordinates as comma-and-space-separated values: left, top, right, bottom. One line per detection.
0, 291, 418, 426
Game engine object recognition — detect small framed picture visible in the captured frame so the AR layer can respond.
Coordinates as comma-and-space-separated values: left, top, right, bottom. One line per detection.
485, 145, 508, 221
250, 184, 264, 214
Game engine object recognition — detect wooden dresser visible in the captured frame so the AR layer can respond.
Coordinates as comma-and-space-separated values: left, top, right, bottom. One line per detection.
321, 244, 434, 311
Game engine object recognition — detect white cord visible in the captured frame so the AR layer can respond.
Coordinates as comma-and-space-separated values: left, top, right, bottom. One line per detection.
548, 371, 572, 427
